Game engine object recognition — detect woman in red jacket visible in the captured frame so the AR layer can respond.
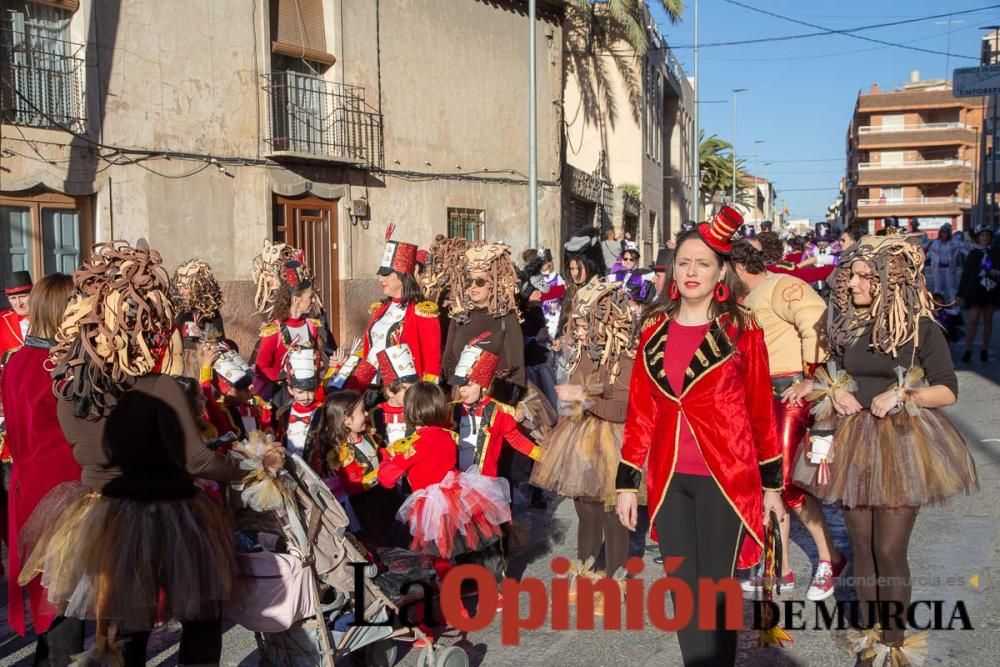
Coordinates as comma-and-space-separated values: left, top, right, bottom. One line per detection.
1, 273, 84, 660
363, 225, 442, 383
615, 207, 784, 667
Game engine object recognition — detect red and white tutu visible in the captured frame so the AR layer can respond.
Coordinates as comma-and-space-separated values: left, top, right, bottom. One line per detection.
397, 471, 511, 558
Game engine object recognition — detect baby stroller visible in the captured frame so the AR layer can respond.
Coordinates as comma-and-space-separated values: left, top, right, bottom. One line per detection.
225, 449, 470, 667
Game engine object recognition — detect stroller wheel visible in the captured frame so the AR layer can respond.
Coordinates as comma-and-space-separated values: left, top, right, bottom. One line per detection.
350, 638, 397, 667
434, 646, 469, 667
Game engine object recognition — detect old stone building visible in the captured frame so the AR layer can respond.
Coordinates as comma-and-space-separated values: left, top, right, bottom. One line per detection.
1, 0, 565, 348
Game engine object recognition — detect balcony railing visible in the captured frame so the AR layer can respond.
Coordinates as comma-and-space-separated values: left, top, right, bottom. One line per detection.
858, 122, 969, 133
0, 22, 86, 132
263, 71, 384, 168
857, 196, 972, 207
858, 159, 971, 170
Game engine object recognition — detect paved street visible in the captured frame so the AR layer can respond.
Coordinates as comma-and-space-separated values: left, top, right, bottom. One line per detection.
2, 331, 999, 666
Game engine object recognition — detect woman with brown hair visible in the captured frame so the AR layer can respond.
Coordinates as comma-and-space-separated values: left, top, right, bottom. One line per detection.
17, 241, 245, 666
794, 235, 978, 666
615, 206, 784, 666
2, 273, 84, 662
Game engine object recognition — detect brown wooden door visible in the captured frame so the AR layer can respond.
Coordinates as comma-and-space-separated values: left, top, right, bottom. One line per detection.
274, 195, 340, 341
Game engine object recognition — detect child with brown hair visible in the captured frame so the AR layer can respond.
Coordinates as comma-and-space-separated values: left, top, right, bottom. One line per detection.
377, 382, 511, 559
371, 344, 420, 447
322, 390, 400, 547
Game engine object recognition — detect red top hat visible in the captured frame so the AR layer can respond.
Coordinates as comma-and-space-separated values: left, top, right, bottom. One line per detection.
416, 249, 430, 266
283, 261, 312, 289
376, 344, 419, 384
698, 206, 744, 255
378, 224, 418, 276
448, 333, 499, 387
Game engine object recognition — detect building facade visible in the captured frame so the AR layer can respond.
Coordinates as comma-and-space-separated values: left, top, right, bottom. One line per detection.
845, 70, 985, 234
562, 11, 694, 262
1, 0, 565, 349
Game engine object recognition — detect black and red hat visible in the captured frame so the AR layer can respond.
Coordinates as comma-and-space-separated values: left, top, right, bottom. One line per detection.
449, 333, 499, 388
697, 206, 744, 255
328, 354, 378, 391
3, 271, 32, 296
378, 223, 418, 276
283, 261, 312, 289
376, 344, 419, 384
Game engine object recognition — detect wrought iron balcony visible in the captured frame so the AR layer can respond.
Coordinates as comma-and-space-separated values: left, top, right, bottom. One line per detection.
0, 21, 86, 132
263, 71, 383, 168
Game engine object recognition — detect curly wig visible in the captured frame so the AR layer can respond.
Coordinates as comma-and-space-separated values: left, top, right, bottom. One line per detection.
420, 235, 468, 315
457, 241, 522, 324
171, 258, 224, 319
828, 235, 939, 358
562, 281, 635, 385
50, 240, 183, 420
251, 240, 317, 320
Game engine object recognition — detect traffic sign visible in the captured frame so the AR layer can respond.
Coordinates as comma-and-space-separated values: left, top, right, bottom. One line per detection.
953, 64, 1000, 97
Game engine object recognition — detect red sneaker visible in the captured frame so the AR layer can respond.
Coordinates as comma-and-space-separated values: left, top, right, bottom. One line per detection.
806, 556, 846, 602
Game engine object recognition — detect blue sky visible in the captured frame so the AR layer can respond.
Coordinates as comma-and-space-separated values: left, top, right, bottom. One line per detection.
649, 0, 1000, 222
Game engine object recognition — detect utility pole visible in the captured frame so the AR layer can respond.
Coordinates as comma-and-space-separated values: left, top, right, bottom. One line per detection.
691, 0, 699, 222
528, 0, 538, 248
731, 88, 747, 204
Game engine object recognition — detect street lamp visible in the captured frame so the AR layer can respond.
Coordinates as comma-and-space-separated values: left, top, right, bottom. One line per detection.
732, 88, 748, 204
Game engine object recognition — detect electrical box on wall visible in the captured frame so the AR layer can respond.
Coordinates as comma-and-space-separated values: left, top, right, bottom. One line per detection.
352, 199, 370, 218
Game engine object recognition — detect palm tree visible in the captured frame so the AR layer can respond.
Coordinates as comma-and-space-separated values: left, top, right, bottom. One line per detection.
699, 130, 749, 207
570, 1, 684, 56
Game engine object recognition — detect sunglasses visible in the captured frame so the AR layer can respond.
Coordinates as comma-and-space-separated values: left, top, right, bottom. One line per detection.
465, 277, 491, 288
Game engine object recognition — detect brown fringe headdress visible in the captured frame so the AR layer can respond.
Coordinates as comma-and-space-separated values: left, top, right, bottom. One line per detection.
563, 280, 635, 384
828, 235, 938, 358
171, 258, 224, 319
251, 240, 317, 320
420, 235, 468, 316
50, 240, 183, 420
457, 241, 522, 324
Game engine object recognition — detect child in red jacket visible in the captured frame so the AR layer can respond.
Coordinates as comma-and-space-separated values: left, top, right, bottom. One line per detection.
371, 343, 419, 447
449, 337, 543, 476
377, 382, 511, 559
323, 389, 400, 547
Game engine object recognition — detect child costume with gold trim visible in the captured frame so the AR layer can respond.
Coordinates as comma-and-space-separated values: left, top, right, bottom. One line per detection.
377, 426, 511, 558
615, 311, 782, 569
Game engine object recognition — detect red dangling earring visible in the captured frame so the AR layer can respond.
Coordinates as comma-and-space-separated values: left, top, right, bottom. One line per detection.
668, 280, 680, 300
714, 281, 730, 302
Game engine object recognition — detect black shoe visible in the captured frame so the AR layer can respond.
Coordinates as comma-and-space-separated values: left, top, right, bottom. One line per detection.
530, 488, 548, 509
982, 350, 989, 362
653, 555, 664, 565
961, 350, 972, 363
645, 543, 659, 554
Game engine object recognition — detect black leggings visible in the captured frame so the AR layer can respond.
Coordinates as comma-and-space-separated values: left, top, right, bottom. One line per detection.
844, 506, 919, 645
574, 498, 629, 576
33, 616, 85, 667
655, 474, 744, 667
119, 618, 224, 666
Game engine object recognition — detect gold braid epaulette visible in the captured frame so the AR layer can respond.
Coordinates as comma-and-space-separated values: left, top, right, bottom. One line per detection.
259, 321, 279, 337
368, 301, 382, 315
641, 313, 666, 332
387, 433, 419, 458
415, 301, 439, 318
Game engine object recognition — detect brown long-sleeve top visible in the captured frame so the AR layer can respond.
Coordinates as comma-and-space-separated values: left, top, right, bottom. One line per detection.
570, 352, 634, 423
58, 373, 245, 500
837, 317, 958, 409
442, 309, 526, 391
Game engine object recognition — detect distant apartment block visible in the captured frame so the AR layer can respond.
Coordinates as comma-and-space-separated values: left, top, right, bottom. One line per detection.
845, 70, 985, 233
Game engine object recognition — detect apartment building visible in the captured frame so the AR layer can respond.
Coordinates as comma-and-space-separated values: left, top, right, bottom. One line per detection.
845, 70, 985, 234
562, 12, 695, 261
0, 0, 565, 349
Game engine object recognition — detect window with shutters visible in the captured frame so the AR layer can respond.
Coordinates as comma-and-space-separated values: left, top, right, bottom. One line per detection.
269, 0, 335, 66
0, 1, 86, 131
447, 208, 486, 242
0, 192, 93, 287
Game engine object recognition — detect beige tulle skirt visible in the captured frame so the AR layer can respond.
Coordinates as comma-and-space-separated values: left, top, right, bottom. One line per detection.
792, 409, 979, 509
530, 413, 623, 508
18, 481, 237, 631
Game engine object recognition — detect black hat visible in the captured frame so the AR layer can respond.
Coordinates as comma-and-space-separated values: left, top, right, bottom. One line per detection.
738, 223, 757, 239
3, 270, 32, 296
760, 220, 774, 232
680, 221, 698, 233
814, 222, 834, 242
883, 217, 900, 229
652, 248, 672, 271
